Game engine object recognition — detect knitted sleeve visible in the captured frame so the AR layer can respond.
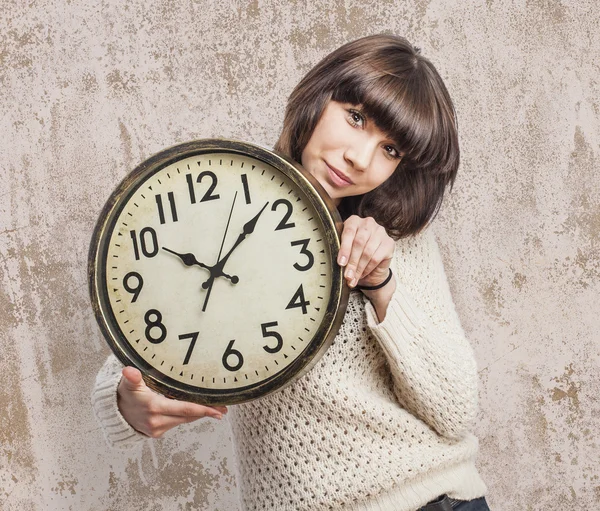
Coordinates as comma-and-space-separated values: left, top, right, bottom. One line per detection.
363, 228, 479, 440
91, 354, 147, 449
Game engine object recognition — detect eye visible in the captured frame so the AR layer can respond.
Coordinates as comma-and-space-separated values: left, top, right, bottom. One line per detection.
383, 145, 401, 159
347, 109, 365, 128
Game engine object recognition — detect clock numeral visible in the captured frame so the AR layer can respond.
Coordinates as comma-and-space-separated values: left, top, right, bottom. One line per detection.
285, 284, 310, 314
272, 199, 295, 230
186, 173, 197, 203
261, 321, 283, 354
123, 271, 143, 302
130, 227, 159, 260
144, 309, 167, 344
155, 192, 178, 224
186, 171, 220, 204
291, 239, 314, 271
179, 332, 199, 365
222, 339, 244, 372
240, 173, 251, 204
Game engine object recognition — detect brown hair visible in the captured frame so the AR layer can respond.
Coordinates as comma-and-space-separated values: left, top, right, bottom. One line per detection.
274, 34, 460, 239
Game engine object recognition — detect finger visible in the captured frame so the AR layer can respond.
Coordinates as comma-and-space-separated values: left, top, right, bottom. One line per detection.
344, 225, 374, 286
337, 217, 359, 267
361, 238, 394, 279
167, 404, 227, 420
353, 236, 383, 284
121, 366, 146, 391
157, 398, 225, 419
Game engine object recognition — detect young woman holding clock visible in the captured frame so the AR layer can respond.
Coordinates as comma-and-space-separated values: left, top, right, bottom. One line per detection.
93, 34, 490, 511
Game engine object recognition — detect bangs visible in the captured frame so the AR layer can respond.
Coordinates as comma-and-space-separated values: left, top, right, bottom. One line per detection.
330, 62, 456, 174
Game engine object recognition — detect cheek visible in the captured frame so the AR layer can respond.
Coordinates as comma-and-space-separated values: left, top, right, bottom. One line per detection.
300, 145, 312, 169
368, 163, 397, 189
300, 149, 307, 168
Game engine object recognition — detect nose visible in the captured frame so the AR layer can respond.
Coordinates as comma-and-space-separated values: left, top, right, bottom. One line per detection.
343, 136, 377, 172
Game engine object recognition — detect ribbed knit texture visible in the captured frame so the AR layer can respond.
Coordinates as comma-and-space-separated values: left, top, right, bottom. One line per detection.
92, 228, 487, 510
92, 354, 144, 449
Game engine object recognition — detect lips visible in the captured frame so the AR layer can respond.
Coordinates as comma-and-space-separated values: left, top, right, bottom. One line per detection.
325, 162, 353, 186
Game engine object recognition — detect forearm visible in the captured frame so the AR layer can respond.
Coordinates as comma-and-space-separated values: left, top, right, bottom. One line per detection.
365, 285, 479, 439
364, 230, 480, 439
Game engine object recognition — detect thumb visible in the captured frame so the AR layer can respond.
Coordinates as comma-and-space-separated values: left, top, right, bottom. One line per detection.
121, 366, 146, 390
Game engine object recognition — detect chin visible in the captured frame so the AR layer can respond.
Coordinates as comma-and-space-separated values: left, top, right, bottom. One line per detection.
327, 191, 345, 206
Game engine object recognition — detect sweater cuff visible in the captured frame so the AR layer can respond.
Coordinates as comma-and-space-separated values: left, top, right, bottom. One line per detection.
91, 363, 147, 450
363, 275, 422, 336
363, 277, 464, 361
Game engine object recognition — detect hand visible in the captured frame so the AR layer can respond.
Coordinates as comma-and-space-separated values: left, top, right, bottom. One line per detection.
117, 366, 228, 438
337, 215, 395, 289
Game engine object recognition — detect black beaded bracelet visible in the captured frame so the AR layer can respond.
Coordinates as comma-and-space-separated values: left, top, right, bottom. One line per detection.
355, 268, 393, 291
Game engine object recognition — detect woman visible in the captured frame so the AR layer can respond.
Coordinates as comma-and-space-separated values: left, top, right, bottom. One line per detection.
93, 34, 489, 511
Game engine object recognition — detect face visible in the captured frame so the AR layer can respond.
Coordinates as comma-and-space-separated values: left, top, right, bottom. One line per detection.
300, 101, 402, 206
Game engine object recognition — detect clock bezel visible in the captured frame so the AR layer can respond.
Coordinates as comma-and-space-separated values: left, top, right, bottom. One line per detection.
89, 139, 349, 405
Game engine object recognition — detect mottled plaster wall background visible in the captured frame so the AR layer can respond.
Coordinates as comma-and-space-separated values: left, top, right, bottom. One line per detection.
1, 0, 598, 509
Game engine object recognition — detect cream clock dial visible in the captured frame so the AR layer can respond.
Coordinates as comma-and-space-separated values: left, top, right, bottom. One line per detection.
89, 140, 348, 405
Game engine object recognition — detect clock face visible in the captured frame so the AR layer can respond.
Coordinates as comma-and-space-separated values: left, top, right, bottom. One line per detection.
90, 140, 347, 405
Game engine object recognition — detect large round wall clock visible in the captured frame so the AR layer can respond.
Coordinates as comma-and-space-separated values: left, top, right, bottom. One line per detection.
89, 139, 349, 405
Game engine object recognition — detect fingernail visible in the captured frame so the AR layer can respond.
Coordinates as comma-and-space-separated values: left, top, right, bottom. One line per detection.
339, 256, 347, 266
214, 414, 223, 420
351, 278, 358, 287
345, 269, 354, 279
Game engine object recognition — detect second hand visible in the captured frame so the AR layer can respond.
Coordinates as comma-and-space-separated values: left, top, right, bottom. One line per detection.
202, 191, 238, 311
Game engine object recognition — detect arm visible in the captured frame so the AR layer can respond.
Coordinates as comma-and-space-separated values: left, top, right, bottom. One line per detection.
363, 228, 479, 440
91, 354, 146, 449
91, 354, 227, 449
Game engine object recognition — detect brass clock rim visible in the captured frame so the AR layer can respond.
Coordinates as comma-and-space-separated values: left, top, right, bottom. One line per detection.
89, 139, 350, 405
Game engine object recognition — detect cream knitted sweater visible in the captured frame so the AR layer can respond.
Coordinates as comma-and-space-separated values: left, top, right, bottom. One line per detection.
92, 227, 487, 511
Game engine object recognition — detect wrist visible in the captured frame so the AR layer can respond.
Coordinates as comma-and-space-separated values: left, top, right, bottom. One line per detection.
361, 277, 395, 302
361, 277, 396, 322
356, 268, 393, 291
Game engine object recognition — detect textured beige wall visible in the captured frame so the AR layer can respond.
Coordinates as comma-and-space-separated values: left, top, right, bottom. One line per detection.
1, 0, 598, 509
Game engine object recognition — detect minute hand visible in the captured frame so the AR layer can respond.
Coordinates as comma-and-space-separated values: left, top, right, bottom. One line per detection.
212, 201, 269, 276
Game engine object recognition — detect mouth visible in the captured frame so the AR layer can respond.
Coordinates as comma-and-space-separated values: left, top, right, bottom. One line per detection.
325, 162, 353, 186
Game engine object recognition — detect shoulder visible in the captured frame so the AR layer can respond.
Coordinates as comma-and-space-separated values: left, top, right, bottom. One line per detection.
390, 225, 463, 326
393, 225, 443, 273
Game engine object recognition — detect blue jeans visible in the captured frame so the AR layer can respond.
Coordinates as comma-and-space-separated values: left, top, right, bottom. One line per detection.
455, 497, 490, 510
419, 496, 490, 511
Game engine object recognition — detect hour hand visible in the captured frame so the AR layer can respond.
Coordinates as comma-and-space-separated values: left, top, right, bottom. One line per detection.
162, 247, 208, 269
163, 247, 239, 283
